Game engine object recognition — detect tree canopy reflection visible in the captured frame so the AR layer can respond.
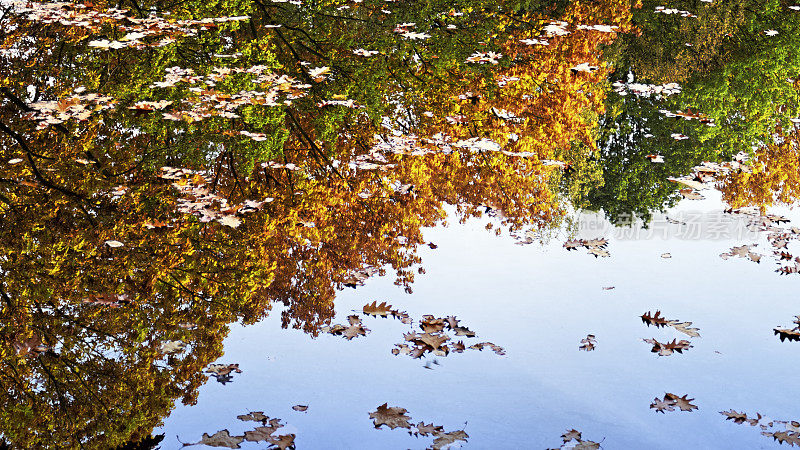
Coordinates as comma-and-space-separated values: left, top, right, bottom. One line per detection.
1, 0, 799, 447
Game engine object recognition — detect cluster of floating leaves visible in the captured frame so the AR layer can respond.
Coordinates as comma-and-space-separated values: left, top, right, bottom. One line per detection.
339, 265, 382, 288
721, 410, 800, 446
160, 166, 271, 228
321, 315, 370, 340
370, 130, 560, 162
659, 109, 716, 127
321, 302, 504, 361
612, 81, 681, 97
547, 429, 601, 450
369, 403, 468, 450
149, 66, 311, 126
182, 411, 295, 449
650, 393, 698, 413
720, 207, 800, 275
205, 363, 243, 385
394, 314, 504, 359
719, 244, 763, 263
465, 51, 503, 65
82, 292, 132, 308
391, 22, 431, 41
8, 1, 249, 50
654, 5, 697, 18
667, 155, 751, 201
774, 315, 800, 342
641, 310, 700, 356
563, 238, 610, 257
23, 89, 115, 129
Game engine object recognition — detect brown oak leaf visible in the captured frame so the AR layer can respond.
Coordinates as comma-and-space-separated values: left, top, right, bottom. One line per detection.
431, 430, 469, 449
369, 403, 412, 429
363, 301, 393, 317
185, 430, 244, 449
267, 433, 296, 449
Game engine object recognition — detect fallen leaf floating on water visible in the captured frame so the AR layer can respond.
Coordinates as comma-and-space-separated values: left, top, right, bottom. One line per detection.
411, 422, 445, 437
205, 363, 242, 384
82, 293, 131, 308
432, 430, 470, 449
720, 244, 763, 264
650, 393, 698, 413
362, 301, 411, 323
143, 219, 171, 230
570, 62, 598, 73
341, 265, 380, 288
774, 315, 800, 342
159, 340, 186, 355
640, 310, 670, 327
563, 238, 610, 257
469, 342, 506, 355
420, 315, 446, 333
182, 430, 243, 449
236, 411, 270, 423
679, 188, 704, 200
643, 338, 692, 356
369, 404, 468, 448
322, 315, 369, 340
548, 429, 600, 450
668, 177, 708, 190
579, 334, 596, 351
369, 403, 412, 430
291, 405, 308, 412
362, 301, 393, 317
266, 434, 296, 450
641, 311, 701, 337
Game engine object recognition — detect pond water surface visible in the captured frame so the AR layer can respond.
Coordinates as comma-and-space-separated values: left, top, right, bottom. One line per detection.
1, 0, 800, 448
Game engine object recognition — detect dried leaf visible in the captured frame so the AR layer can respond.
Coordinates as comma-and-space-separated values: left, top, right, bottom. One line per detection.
363, 301, 393, 317
185, 430, 244, 449
579, 334, 596, 351
267, 434, 296, 449
369, 403, 412, 430
643, 338, 692, 356
431, 430, 469, 449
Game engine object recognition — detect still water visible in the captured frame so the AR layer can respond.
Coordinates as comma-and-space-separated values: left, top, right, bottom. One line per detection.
1, 0, 800, 448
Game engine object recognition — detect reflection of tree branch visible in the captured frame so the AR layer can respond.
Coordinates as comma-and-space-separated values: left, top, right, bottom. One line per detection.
284, 109, 350, 184
0, 286, 16, 313
57, 355, 113, 416
3, 362, 39, 404
36, 358, 86, 449
0, 122, 87, 202
0, 87, 33, 112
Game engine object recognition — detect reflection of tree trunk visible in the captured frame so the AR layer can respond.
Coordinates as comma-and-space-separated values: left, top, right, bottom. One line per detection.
37, 358, 87, 449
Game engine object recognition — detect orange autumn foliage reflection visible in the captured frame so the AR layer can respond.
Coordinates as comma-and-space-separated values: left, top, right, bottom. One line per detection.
719, 128, 800, 211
